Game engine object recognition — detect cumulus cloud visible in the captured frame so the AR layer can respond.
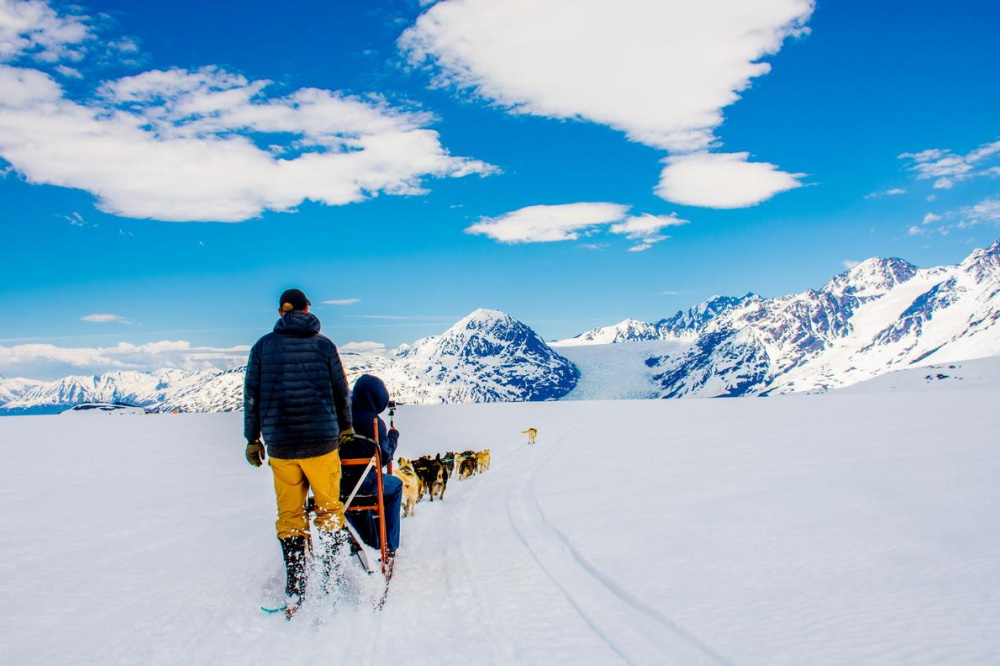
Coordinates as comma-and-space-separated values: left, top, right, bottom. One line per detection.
401, 0, 811, 207
466, 203, 687, 250
0, 3, 495, 222
656, 152, 803, 208
0, 0, 89, 63
0, 340, 249, 380
900, 139, 1000, 190
80, 313, 135, 324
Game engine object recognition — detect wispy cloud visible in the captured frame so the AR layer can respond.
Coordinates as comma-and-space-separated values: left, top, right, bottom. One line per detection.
842, 260, 861, 270
899, 139, 1000, 190
0, 339, 249, 380
609, 212, 688, 251
466, 203, 628, 243
323, 298, 361, 306
864, 188, 906, 199
466, 203, 687, 250
401, 0, 812, 208
80, 313, 136, 325
0, 1, 495, 223
907, 196, 1000, 237
352, 314, 457, 321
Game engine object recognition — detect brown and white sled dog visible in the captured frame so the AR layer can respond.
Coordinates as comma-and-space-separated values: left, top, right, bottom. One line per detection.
521, 428, 538, 445
394, 457, 419, 517
412, 455, 447, 501
459, 454, 477, 480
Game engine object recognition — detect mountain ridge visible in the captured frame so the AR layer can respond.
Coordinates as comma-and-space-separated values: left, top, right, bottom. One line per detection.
1, 240, 998, 412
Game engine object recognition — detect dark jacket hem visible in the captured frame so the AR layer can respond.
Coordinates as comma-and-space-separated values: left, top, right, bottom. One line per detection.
266, 439, 338, 461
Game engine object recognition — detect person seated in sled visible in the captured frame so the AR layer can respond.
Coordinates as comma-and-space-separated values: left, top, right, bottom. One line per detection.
345, 374, 402, 558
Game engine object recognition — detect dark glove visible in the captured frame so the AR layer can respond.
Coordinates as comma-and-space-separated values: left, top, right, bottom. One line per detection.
339, 427, 355, 445
245, 439, 265, 467
389, 426, 399, 437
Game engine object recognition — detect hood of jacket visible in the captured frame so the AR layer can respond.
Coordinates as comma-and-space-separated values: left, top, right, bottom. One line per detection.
351, 374, 389, 414
273, 310, 321, 337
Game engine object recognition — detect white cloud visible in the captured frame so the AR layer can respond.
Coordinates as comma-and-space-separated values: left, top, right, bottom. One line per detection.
323, 298, 361, 306
842, 260, 860, 269
340, 341, 387, 354
466, 202, 629, 243
864, 188, 906, 199
906, 197, 1000, 236
0, 340, 249, 380
401, 0, 812, 207
466, 203, 689, 250
0, 4, 495, 222
80, 313, 134, 324
0, 0, 89, 63
609, 212, 688, 250
656, 152, 803, 208
958, 198, 1000, 227
900, 139, 1000, 189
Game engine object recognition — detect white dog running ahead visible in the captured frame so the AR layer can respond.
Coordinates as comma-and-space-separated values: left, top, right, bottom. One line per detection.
520, 427, 538, 445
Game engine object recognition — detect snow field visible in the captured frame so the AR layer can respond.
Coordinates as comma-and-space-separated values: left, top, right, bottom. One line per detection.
1, 381, 999, 665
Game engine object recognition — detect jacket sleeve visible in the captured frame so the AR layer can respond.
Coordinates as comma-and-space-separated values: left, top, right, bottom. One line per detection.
377, 417, 398, 464
326, 343, 353, 434
243, 342, 262, 441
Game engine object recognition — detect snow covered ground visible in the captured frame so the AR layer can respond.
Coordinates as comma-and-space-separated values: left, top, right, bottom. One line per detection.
2, 365, 999, 665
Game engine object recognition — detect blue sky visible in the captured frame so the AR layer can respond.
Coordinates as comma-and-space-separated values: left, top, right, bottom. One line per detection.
1, 0, 998, 379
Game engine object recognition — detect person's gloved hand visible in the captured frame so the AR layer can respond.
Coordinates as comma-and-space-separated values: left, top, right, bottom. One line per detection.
339, 427, 355, 445
389, 426, 399, 437
245, 439, 265, 467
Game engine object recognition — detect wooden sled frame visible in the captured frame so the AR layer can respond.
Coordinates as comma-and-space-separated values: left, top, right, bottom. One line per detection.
339, 420, 392, 577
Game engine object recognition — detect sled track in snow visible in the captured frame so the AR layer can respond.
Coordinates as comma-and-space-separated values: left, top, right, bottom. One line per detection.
445, 467, 524, 664
505, 436, 731, 666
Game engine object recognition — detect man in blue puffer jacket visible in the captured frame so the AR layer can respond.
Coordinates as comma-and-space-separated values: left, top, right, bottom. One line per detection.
243, 288, 354, 609
347, 374, 402, 558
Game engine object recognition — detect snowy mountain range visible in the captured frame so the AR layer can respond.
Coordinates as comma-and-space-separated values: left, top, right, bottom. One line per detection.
0, 309, 579, 414
560, 239, 999, 397
1, 240, 997, 413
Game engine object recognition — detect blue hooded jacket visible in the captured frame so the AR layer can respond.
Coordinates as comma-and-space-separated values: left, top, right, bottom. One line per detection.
243, 310, 352, 459
350, 374, 399, 476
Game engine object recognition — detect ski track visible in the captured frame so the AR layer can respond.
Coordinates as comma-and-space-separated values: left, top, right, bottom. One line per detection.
504, 423, 730, 666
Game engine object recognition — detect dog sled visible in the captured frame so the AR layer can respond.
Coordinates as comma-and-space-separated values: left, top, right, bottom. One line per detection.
339, 429, 393, 580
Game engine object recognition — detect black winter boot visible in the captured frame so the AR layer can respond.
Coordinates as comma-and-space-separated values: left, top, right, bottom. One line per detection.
279, 536, 308, 602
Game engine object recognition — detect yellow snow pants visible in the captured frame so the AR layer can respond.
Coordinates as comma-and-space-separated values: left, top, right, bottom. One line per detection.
269, 449, 345, 539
